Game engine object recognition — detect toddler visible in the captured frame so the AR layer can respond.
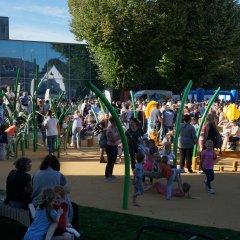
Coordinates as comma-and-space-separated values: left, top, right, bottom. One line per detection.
159, 141, 175, 167
132, 152, 145, 206
23, 188, 63, 240
200, 140, 217, 194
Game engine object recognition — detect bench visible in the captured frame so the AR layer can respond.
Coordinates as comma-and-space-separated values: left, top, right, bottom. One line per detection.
0, 199, 31, 227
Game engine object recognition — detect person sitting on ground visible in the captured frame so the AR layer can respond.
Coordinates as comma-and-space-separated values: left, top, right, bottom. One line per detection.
5, 157, 32, 209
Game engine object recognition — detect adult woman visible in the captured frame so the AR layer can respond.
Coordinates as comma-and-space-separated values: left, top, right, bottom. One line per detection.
70, 110, 82, 149
93, 113, 109, 163
203, 113, 220, 150
105, 117, 120, 182
222, 120, 240, 151
5, 157, 32, 209
178, 114, 197, 173
44, 110, 60, 155
126, 117, 144, 171
32, 155, 67, 207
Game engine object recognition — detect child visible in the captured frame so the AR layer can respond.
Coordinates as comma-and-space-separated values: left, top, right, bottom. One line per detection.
159, 142, 176, 167
160, 156, 185, 200
23, 188, 63, 240
149, 128, 159, 146
132, 152, 145, 206
5, 120, 18, 156
51, 185, 80, 239
200, 140, 217, 194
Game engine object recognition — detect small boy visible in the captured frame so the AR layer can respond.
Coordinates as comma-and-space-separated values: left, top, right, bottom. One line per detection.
132, 152, 145, 206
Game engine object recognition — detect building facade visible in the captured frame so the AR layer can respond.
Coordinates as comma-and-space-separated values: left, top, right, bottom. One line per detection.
0, 39, 98, 99
0, 17, 9, 40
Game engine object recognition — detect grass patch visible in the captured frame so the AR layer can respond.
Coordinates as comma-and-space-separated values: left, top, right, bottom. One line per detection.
0, 205, 239, 240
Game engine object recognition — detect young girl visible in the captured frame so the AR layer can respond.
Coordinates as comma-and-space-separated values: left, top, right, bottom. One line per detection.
132, 152, 145, 206
159, 142, 175, 167
23, 188, 63, 240
51, 186, 80, 239
200, 140, 217, 194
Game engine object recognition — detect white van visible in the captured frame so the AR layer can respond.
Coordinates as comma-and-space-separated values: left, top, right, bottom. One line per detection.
134, 90, 173, 102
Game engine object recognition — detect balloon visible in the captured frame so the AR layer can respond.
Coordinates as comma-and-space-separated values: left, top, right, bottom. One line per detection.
225, 103, 240, 120
145, 101, 158, 118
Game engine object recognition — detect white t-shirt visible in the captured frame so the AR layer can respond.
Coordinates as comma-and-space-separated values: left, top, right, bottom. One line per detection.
44, 117, 58, 136
72, 115, 82, 130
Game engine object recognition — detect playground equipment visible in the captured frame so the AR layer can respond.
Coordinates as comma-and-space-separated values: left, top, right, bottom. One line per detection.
173, 80, 193, 165
188, 88, 238, 102
86, 81, 130, 210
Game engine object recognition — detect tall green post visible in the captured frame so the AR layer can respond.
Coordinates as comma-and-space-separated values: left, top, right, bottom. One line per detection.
98, 97, 106, 113
130, 90, 137, 118
33, 65, 39, 152
173, 80, 193, 166
192, 87, 221, 157
13, 68, 20, 114
86, 81, 130, 210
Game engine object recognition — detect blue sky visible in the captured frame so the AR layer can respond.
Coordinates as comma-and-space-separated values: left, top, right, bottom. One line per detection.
0, 0, 79, 43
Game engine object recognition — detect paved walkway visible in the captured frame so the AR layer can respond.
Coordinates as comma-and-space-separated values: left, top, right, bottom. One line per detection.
0, 139, 239, 231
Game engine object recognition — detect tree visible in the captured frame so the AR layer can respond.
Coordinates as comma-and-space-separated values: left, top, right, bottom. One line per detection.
69, 0, 240, 91
69, 0, 167, 89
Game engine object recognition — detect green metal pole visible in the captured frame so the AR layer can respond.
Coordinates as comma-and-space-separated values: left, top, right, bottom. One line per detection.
86, 81, 130, 210
91, 106, 99, 123
13, 68, 20, 114
98, 97, 106, 113
55, 92, 64, 108
33, 65, 39, 152
173, 80, 193, 166
192, 87, 221, 157
130, 90, 137, 118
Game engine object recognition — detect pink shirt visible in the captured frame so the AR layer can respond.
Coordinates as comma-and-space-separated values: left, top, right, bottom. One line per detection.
201, 150, 216, 169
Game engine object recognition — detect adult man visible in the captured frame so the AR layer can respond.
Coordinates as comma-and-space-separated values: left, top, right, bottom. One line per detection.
150, 103, 162, 131
44, 110, 60, 155
161, 106, 175, 141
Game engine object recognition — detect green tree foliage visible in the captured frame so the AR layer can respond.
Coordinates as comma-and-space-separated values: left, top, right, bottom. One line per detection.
69, 0, 240, 91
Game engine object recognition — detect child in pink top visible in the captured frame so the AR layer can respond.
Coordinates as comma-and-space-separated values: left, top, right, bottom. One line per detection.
200, 140, 217, 194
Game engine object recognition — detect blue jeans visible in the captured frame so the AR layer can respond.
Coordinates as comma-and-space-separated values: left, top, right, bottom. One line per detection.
47, 135, 57, 154
203, 169, 214, 189
166, 168, 184, 199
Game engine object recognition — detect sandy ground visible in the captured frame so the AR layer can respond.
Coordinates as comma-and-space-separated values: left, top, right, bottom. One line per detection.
0, 139, 240, 232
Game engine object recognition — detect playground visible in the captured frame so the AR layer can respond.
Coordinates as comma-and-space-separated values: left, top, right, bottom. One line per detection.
0, 140, 240, 233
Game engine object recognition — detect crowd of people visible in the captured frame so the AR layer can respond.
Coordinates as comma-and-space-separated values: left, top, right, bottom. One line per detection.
1, 86, 240, 218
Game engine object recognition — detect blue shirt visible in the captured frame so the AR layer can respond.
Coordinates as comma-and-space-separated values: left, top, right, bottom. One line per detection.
23, 208, 58, 240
